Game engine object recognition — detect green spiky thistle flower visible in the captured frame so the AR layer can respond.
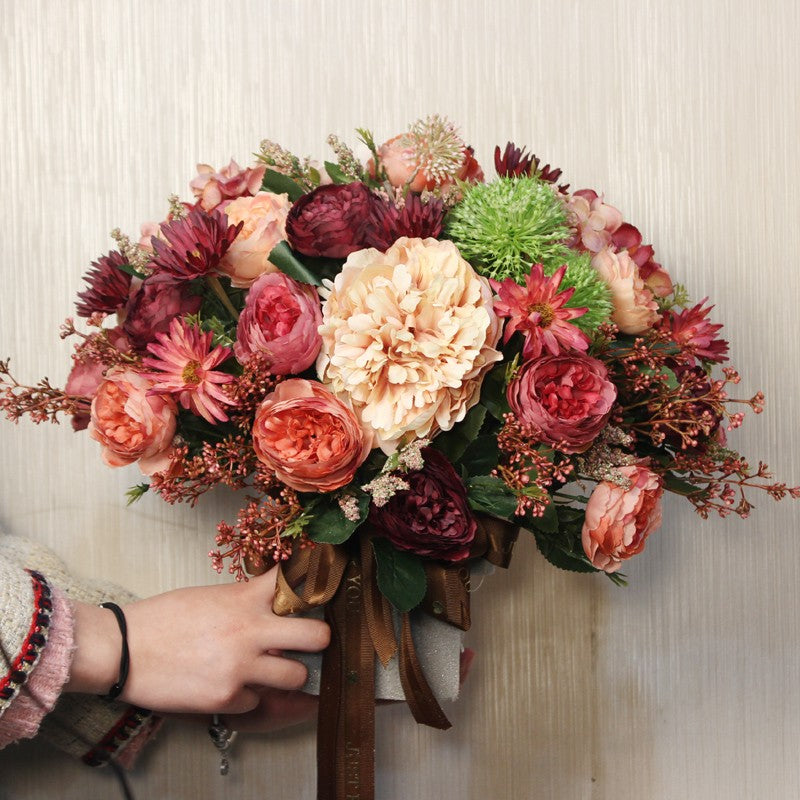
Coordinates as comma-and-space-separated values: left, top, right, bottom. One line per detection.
445, 177, 571, 282
445, 177, 612, 332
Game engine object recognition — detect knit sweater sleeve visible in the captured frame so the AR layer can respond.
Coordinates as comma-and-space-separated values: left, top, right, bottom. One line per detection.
0, 534, 161, 766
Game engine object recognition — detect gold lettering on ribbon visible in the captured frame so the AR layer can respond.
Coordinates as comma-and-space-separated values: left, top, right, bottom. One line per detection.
345, 743, 360, 796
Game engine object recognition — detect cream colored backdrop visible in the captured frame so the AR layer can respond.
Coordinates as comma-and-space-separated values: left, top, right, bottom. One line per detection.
1, 1, 799, 798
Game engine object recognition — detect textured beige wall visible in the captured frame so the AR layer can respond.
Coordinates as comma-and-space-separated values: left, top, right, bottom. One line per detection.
1, 1, 799, 798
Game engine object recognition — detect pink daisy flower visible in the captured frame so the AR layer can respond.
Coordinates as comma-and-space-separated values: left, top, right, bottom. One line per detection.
661, 299, 729, 364
142, 318, 237, 424
491, 263, 590, 360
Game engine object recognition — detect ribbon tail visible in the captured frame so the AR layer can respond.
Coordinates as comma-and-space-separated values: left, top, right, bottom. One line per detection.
398, 612, 451, 731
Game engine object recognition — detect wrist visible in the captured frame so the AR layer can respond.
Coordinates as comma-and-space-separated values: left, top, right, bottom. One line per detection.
65, 600, 124, 695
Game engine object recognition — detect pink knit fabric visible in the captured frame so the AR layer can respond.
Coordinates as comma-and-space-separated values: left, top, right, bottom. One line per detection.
0, 585, 74, 747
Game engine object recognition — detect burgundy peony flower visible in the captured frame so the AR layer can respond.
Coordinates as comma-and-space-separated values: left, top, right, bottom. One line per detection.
234, 272, 322, 374
362, 193, 445, 251
149, 208, 242, 283
75, 250, 133, 317
369, 447, 477, 563
285, 183, 372, 258
508, 353, 617, 453
122, 279, 202, 350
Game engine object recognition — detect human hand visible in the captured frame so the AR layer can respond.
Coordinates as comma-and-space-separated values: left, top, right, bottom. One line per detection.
66, 566, 330, 715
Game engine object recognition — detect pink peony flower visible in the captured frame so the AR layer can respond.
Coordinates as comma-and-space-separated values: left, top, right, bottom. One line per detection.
565, 190, 624, 253
252, 379, 372, 492
591, 247, 660, 334
507, 353, 616, 453
661, 300, 729, 364
234, 272, 322, 374
317, 237, 502, 454
88, 367, 177, 475
142, 318, 236, 424
218, 191, 291, 288
491, 263, 590, 360
122, 279, 202, 350
582, 465, 664, 573
190, 159, 266, 212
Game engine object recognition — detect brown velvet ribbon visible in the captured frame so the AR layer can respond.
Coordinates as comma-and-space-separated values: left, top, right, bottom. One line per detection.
272, 516, 519, 800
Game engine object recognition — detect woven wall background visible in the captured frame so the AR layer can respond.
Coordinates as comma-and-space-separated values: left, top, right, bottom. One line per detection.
1, 1, 798, 797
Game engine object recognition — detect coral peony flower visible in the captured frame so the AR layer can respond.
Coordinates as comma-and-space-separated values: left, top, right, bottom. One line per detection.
234, 272, 322, 374
491, 263, 590, 359
88, 367, 177, 475
190, 159, 266, 212
317, 237, 502, 453
252, 378, 372, 492
66, 327, 134, 431
508, 353, 616, 453
582, 465, 664, 573
369, 447, 477, 563
122, 279, 202, 350
218, 191, 291, 288
591, 247, 660, 334
372, 116, 483, 192
142, 318, 236, 424
362, 192, 445, 251
286, 183, 373, 258
661, 300, 729, 364
150, 208, 242, 283
75, 251, 133, 318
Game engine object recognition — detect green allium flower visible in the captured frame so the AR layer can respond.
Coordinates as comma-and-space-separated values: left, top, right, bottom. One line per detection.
445, 177, 571, 282
545, 249, 613, 333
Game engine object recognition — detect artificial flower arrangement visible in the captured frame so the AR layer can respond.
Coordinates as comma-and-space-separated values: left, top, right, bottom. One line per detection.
2, 115, 797, 800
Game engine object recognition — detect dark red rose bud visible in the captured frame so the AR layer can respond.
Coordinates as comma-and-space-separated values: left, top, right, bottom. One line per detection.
369, 447, 477, 563
363, 193, 446, 251
286, 183, 373, 258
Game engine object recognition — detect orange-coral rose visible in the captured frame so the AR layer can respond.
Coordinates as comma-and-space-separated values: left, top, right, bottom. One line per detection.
581, 465, 664, 573
88, 367, 177, 475
591, 247, 660, 334
252, 379, 372, 492
218, 191, 291, 288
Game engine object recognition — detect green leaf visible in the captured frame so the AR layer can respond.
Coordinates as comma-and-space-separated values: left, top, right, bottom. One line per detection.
432, 404, 487, 463
116, 262, 147, 280
459, 434, 500, 475
268, 241, 322, 286
371, 538, 427, 612
481, 363, 511, 421
261, 168, 305, 201
306, 492, 370, 544
467, 475, 518, 521
526, 500, 559, 533
323, 161, 354, 185
663, 472, 704, 497
532, 530, 599, 574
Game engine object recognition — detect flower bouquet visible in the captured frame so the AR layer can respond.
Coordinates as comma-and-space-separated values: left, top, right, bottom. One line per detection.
2, 116, 797, 800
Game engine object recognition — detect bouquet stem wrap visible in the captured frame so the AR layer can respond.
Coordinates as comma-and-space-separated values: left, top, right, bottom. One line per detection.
272, 517, 519, 800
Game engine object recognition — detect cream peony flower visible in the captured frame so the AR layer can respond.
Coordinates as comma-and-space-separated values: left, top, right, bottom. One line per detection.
317, 237, 502, 454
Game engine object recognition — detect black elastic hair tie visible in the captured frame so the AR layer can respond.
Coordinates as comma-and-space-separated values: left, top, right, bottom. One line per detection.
99, 602, 130, 701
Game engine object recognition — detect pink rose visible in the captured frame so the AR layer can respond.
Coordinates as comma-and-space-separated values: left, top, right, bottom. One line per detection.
88, 367, 177, 475
218, 192, 291, 288
234, 272, 323, 374
591, 247, 660, 334
582, 465, 664, 572
190, 160, 266, 212
508, 354, 616, 453
252, 379, 372, 492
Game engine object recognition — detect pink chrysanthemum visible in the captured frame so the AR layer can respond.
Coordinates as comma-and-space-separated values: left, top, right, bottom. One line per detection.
142, 318, 237, 424
491, 263, 590, 359
661, 300, 729, 364
149, 208, 242, 283
75, 250, 133, 317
